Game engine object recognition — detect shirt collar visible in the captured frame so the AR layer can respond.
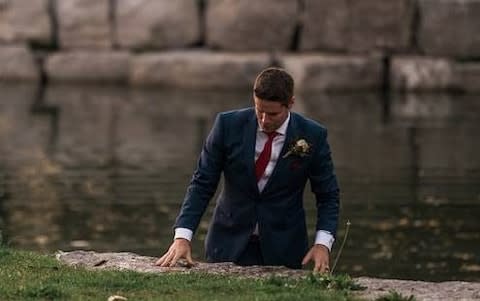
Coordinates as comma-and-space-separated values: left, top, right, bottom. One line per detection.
257, 112, 290, 135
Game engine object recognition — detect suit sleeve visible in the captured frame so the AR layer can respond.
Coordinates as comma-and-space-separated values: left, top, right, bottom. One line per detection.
308, 128, 340, 238
173, 113, 225, 233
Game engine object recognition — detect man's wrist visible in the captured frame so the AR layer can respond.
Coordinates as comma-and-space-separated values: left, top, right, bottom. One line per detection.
314, 244, 330, 253
174, 227, 193, 241
314, 230, 335, 252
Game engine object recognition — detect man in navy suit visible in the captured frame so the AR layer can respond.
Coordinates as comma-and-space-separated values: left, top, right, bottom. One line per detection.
156, 68, 339, 272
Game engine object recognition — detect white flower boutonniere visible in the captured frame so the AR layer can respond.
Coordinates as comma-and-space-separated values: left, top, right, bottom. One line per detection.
283, 138, 311, 159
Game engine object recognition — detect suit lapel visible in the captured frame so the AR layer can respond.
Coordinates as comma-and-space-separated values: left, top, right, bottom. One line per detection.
243, 109, 260, 196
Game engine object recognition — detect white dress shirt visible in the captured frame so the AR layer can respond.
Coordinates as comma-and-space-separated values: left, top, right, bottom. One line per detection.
175, 112, 335, 251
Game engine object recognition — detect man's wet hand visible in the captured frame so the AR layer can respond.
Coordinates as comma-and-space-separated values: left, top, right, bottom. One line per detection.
155, 238, 194, 267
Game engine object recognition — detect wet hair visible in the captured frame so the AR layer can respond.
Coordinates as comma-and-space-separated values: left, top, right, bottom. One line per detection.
253, 67, 294, 105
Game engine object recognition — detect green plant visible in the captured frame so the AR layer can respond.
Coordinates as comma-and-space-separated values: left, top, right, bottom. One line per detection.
0, 229, 10, 248
307, 272, 365, 291
23, 285, 65, 299
376, 291, 417, 301
331, 220, 351, 274
264, 275, 292, 287
0, 230, 12, 259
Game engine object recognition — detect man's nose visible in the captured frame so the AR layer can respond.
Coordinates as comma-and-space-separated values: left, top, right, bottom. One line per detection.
261, 113, 270, 123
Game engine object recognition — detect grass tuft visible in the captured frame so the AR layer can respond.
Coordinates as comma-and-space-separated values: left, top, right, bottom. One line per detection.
0, 229, 5, 247
264, 275, 292, 287
0, 248, 11, 258
375, 291, 417, 301
307, 273, 366, 291
22, 284, 66, 299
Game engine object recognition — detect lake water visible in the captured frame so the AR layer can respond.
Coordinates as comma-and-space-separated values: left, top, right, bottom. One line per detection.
0, 83, 479, 281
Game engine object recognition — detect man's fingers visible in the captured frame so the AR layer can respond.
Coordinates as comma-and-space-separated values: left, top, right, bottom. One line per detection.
164, 251, 177, 267
155, 239, 193, 268
301, 256, 309, 266
324, 265, 331, 274
305, 245, 331, 273
301, 251, 312, 265
160, 251, 175, 267
155, 252, 169, 266
169, 253, 182, 267
314, 262, 321, 273
186, 252, 194, 265
317, 263, 330, 274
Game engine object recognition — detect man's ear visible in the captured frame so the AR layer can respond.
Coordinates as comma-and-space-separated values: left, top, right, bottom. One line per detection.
288, 96, 295, 109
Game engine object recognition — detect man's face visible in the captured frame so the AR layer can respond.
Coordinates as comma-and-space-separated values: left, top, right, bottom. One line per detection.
254, 96, 294, 133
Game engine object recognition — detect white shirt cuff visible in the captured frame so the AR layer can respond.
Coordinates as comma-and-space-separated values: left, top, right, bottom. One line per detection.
314, 230, 335, 252
174, 228, 193, 241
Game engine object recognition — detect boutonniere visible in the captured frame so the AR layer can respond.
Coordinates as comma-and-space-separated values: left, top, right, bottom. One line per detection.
283, 138, 311, 159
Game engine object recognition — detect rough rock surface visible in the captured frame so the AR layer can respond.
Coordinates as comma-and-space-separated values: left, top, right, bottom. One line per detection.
56, 250, 307, 279
57, 0, 112, 49
390, 56, 455, 91
0, 45, 39, 81
206, 0, 298, 51
418, 0, 480, 58
391, 56, 480, 92
0, 0, 51, 45
115, 0, 200, 50
130, 51, 270, 89
454, 63, 480, 93
282, 54, 383, 91
57, 251, 480, 301
355, 277, 480, 301
300, 0, 414, 52
45, 51, 130, 83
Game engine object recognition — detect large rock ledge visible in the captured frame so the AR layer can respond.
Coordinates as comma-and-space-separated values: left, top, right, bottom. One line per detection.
56, 251, 480, 301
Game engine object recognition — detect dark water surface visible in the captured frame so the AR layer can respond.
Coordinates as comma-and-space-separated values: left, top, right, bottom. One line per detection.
0, 83, 479, 281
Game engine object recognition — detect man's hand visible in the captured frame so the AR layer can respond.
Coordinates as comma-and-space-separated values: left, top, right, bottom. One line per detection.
301, 244, 330, 273
155, 238, 194, 267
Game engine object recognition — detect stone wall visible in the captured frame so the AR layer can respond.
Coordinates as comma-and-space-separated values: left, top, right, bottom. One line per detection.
0, 0, 478, 92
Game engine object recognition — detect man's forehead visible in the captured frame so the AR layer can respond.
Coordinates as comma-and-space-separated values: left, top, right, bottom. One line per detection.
254, 96, 283, 105
255, 100, 284, 111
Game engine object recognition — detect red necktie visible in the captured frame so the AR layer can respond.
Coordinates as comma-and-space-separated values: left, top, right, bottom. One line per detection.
255, 132, 278, 182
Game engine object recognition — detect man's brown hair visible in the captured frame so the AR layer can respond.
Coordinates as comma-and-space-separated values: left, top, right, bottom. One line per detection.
254, 67, 294, 105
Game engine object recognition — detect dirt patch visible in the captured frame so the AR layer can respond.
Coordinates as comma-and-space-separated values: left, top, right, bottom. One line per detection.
355, 277, 480, 301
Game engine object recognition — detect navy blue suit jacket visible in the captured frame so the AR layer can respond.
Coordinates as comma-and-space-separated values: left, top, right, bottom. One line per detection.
174, 108, 339, 268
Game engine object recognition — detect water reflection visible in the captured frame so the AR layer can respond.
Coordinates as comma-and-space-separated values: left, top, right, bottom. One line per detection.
0, 83, 479, 281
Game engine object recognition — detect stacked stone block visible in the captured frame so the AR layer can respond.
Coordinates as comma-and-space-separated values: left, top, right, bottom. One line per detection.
300, 0, 414, 52
0, 0, 478, 92
115, 0, 200, 50
0, 0, 52, 45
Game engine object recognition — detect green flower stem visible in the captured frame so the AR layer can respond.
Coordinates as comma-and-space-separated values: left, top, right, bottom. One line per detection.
331, 220, 351, 275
